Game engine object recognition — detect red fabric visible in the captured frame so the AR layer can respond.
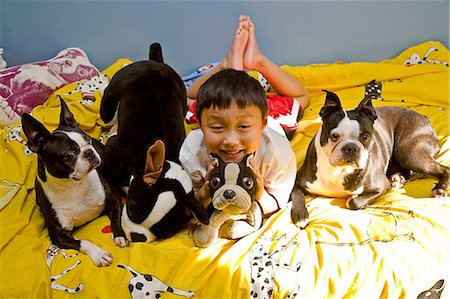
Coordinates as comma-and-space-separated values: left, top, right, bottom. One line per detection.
186, 101, 198, 124
185, 95, 301, 130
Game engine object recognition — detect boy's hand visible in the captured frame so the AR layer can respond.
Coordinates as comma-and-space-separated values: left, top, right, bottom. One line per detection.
195, 159, 218, 208
248, 156, 280, 216
248, 157, 264, 201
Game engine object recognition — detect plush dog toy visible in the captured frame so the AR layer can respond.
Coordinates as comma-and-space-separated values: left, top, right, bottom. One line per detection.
100, 43, 208, 242
193, 153, 263, 247
121, 138, 208, 242
100, 43, 186, 185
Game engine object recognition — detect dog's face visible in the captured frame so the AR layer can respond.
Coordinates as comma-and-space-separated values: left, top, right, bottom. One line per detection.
318, 91, 378, 170
22, 97, 101, 181
209, 153, 257, 215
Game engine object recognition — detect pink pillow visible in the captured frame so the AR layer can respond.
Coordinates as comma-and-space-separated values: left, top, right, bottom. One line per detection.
0, 48, 100, 125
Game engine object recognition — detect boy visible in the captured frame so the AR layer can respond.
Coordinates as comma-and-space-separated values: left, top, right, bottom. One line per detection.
185, 15, 309, 137
179, 69, 297, 217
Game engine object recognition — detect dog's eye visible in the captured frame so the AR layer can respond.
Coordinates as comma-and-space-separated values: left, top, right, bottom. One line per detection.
361, 132, 370, 142
209, 177, 221, 189
330, 133, 339, 142
65, 152, 77, 161
242, 177, 254, 189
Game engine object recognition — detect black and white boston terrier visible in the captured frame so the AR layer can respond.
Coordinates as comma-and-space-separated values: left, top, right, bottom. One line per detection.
21, 97, 127, 267
291, 91, 450, 227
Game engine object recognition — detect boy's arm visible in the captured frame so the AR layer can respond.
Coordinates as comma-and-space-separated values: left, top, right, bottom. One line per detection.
249, 151, 297, 217
194, 183, 211, 209
179, 130, 213, 208
258, 190, 280, 217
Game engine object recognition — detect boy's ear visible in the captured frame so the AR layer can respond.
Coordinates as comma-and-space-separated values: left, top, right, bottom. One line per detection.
262, 114, 268, 129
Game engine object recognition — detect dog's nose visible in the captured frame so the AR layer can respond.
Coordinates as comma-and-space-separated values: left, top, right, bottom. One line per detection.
223, 189, 236, 200
343, 144, 359, 157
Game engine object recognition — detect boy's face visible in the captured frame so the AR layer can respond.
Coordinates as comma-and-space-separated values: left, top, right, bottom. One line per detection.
200, 101, 267, 163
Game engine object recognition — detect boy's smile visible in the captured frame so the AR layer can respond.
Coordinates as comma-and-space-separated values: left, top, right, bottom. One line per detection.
200, 102, 267, 163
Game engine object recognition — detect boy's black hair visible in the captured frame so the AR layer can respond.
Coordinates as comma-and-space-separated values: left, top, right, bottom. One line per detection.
195, 69, 268, 124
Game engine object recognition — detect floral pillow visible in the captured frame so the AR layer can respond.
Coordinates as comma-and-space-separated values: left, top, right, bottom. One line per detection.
0, 48, 100, 126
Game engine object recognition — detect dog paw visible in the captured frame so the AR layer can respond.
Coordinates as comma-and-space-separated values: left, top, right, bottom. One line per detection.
226, 220, 257, 239
80, 240, 113, 267
291, 206, 309, 229
346, 197, 364, 210
91, 250, 113, 267
113, 236, 129, 248
389, 172, 406, 189
431, 187, 448, 198
193, 225, 217, 248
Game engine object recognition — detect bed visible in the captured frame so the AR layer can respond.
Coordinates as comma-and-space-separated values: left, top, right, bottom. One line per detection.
0, 40, 448, 298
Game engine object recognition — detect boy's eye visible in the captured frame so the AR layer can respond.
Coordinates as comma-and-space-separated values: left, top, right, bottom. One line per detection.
238, 123, 253, 130
208, 124, 223, 130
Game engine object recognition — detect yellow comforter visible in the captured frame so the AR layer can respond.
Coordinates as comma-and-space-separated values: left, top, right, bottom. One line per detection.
0, 41, 448, 299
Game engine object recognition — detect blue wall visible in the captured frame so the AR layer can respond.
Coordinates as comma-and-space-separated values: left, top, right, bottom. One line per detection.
1, 0, 449, 77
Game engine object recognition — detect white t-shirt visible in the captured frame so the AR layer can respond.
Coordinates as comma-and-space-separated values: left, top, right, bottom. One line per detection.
179, 119, 297, 215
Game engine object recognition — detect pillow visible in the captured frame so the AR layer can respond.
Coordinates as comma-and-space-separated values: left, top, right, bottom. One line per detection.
27, 58, 133, 140
0, 48, 100, 126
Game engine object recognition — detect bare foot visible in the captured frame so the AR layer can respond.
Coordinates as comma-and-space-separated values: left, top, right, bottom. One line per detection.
243, 17, 263, 71
221, 15, 248, 71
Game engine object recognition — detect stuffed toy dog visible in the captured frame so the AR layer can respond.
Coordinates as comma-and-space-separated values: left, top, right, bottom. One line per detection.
100, 43, 208, 242
100, 43, 186, 185
193, 153, 263, 247
121, 138, 208, 242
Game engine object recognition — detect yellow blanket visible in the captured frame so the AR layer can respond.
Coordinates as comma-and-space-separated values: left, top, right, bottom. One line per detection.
0, 41, 449, 299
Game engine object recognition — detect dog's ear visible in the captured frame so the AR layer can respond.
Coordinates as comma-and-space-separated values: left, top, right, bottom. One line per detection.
143, 139, 165, 185
320, 90, 344, 119
58, 96, 79, 129
21, 113, 51, 153
241, 153, 254, 168
149, 43, 164, 63
356, 96, 378, 122
210, 153, 224, 166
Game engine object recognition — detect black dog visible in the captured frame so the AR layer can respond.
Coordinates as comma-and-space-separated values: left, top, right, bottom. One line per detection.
100, 43, 208, 242
22, 97, 127, 266
291, 91, 450, 227
100, 43, 187, 188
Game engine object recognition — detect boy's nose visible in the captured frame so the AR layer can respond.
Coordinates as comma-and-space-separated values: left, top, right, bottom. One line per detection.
223, 131, 240, 146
